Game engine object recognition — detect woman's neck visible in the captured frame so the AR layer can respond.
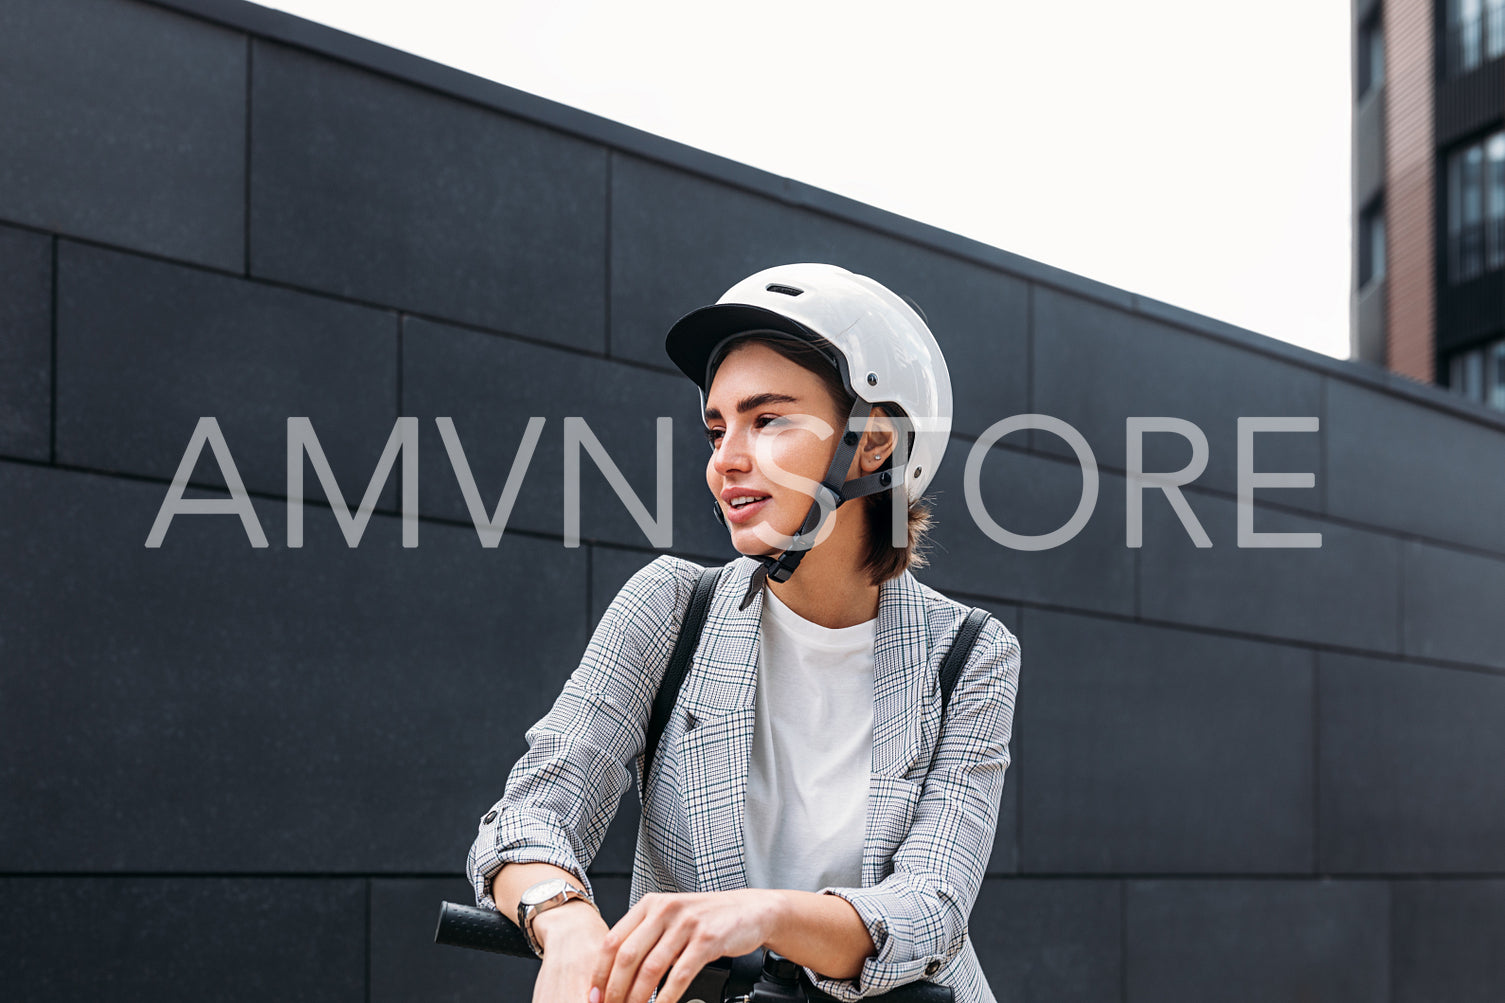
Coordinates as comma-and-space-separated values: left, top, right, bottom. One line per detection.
765, 541, 881, 629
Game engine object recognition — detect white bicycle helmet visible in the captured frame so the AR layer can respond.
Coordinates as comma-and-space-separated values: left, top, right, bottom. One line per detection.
665, 263, 953, 598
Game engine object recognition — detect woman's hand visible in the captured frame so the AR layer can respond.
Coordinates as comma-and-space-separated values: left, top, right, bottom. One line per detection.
528, 900, 611, 1003
591, 889, 781, 1003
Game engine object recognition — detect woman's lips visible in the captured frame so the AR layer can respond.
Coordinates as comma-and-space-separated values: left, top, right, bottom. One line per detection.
723, 495, 770, 524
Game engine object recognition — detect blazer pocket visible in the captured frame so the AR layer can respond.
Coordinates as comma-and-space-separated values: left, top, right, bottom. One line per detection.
676, 707, 756, 810
863, 774, 924, 882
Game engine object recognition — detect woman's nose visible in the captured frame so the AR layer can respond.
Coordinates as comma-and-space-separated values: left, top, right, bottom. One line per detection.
711, 429, 752, 475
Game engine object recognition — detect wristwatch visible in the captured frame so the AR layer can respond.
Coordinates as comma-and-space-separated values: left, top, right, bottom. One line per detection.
517, 878, 596, 958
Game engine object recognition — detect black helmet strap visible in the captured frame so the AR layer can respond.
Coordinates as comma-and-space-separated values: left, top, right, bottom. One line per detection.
738, 398, 901, 610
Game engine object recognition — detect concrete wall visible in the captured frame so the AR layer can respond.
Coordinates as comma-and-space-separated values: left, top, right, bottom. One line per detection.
3, 1, 1505, 999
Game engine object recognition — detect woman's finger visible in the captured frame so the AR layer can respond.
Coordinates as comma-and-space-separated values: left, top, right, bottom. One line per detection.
590, 897, 649, 996
622, 925, 692, 1003
602, 906, 670, 1003
653, 937, 718, 1003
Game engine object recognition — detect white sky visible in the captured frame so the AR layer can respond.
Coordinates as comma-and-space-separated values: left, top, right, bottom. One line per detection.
251, 0, 1355, 360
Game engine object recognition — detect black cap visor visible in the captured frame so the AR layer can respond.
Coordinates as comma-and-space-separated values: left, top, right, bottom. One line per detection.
664, 303, 838, 393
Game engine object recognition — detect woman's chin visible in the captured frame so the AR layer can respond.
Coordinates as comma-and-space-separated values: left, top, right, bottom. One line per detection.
726, 524, 789, 558
729, 537, 780, 559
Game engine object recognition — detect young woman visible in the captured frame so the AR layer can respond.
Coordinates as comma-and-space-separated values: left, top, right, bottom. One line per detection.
467, 263, 1022, 1003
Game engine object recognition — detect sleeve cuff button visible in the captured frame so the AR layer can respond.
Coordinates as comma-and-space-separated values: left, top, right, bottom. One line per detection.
924, 959, 942, 976
482, 810, 497, 824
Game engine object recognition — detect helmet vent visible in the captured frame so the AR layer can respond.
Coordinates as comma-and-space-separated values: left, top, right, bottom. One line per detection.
766, 283, 804, 297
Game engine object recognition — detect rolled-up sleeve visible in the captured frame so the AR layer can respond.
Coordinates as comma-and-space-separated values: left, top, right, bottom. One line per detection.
466, 555, 691, 911
808, 617, 1022, 1000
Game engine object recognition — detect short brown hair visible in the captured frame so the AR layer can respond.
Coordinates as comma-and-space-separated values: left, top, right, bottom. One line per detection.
707, 333, 935, 585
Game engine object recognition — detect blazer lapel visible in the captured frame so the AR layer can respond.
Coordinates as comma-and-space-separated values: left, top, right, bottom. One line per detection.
870, 569, 930, 778
677, 557, 762, 892
863, 570, 932, 885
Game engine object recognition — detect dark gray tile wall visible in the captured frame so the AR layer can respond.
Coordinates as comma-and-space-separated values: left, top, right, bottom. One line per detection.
1033, 287, 1325, 512
971, 878, 1122, 1003
922, 445, 1137, 617
250, 40, 608, 351
1020, 610, 1314, 873
56, 241, 400, 507
1393, 880, 1505, 1003
4, 0, 1503, 998
0, 876, 365, 1002
1402, 539, 1505, 670
1138, 488, 1402, 653
0, 224, 52, 461
0, 0, 245, 270
400, 315, 732, 558
1319, 652, 1505, 873
1125, 879, 1389, 1003
1327, 377, 1505, 553
0, 461, 589, 873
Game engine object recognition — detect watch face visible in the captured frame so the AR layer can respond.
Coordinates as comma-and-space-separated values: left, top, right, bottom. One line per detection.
522, 878, 569, 907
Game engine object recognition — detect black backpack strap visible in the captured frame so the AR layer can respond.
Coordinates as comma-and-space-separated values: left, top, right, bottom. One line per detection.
938, 607, 992, 718
641, 565, 722, 800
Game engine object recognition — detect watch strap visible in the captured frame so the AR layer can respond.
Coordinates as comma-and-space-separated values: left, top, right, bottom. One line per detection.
517, 881, 595, 959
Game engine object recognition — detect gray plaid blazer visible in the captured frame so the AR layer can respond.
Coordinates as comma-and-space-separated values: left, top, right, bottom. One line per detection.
467, 554, 1021, 1003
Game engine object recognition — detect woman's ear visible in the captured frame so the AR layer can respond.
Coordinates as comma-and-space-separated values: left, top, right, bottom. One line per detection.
859, 407, 898, 472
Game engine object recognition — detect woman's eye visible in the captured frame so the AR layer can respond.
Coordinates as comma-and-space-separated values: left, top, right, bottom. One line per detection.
704, 416, 786, 447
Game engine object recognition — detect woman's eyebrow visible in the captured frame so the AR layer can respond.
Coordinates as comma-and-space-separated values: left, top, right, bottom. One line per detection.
703, 392, 800, 422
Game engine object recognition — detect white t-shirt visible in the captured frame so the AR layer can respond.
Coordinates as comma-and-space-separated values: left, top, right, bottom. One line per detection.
743, 586, 876, 892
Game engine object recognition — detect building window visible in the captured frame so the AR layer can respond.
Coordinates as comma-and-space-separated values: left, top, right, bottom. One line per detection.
1448, 337, 1505, 412
1446, 129, 1505, 283
1359, 199, 1386, 287
1358, 13, 1385, 98
1446, 0, 1505, 76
